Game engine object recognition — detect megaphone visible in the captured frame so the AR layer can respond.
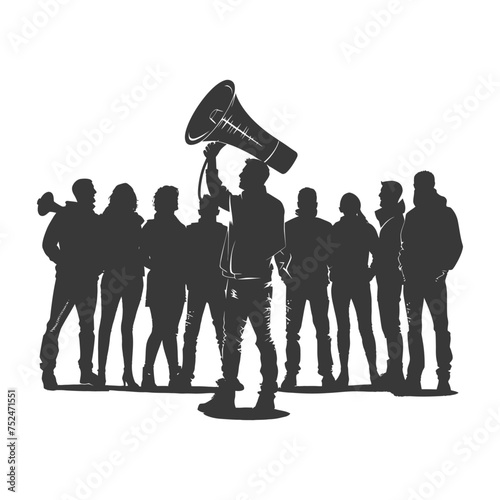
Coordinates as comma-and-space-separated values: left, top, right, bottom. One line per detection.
37, 192, 63, 216
186, 80, 297, 198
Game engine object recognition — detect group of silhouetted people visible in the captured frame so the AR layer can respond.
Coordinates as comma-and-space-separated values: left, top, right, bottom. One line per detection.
38, 142, 462, 416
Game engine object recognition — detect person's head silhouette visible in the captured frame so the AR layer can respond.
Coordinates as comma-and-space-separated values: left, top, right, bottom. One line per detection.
339, 192, 362, 217
414, 171, 435, 190
199, 195, 219, 221
296, 188, 318, 217
239, 159, 270, 191
72, 179, 96, 208
153, 186, 178, 215
105, 183, 137, 214
379, 181, 403, 208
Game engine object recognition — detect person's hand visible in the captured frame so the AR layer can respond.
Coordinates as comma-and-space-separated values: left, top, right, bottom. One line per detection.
203, 142, 225, 160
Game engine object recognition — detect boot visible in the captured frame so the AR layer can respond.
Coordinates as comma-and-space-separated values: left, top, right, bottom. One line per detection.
95, 370, 106, 387
122, 369, 139, 389
198, 380, 235, 414
280, 373, 297, 391
80, 370, 99, 385
141, 366, 156, 390
321, 373, 336, 389
436, 379, 452, 395
254, 390, 276, 413
404, 376, 422, 395
336, 369, 349, 388
42, 369, 57, 390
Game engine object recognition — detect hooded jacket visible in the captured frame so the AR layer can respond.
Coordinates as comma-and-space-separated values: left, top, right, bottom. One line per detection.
399, 189, 462, 281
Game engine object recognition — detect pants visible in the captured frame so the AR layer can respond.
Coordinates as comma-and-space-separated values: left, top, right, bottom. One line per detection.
331, 279, 378, 377
284, 285, 333, 377
404, 278, 452, 382
222, 279, 278, 392
40, 273, 98, 372
377, 272, 404, 374
98, 271, 144, 374
181, 286, 225, 381
144, 291, 185, 377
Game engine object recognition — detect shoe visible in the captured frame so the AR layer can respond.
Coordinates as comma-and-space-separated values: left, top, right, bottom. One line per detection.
235, 378, 245, 391
198, 387, 235, 413
122, 371, 139, 389
336, 370, 349, 388
254, 391, 276, 413
80, 370, 99, 385
42, 370, 57, 390
321, 373, 336, 389
141, 366, 156, 390
172, 372, 191, 390
437, 379, 452, 395
95, 370, 106, 387
280, 373, 297, 391
404, 377, 422, 395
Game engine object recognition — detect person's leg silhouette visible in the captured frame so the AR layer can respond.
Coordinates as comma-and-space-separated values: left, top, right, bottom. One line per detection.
332, 282, 351, 387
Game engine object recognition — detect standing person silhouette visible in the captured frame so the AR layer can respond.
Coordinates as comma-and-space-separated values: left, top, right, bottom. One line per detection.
277, 188, 336, 390
96, 183, 144, 388
39, 179, 101, 389
141, 186, 186, 389
330, 193, 380, 388
198, 142, 285, 415
177, 195, 227, 388
399, 171, 462, 394
373, 181, 406, 392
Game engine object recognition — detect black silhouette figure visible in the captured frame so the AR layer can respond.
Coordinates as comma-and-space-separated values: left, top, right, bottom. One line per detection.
198, 142, 285, 416
277, 188, 335, 390
399, 171, 463, 395
141, 186, 186, 389
330, 193, 380, 388
177, 196, 227, 388
373, 181, 406, 392
39, 179, 101, 389
96, 184, 144, 388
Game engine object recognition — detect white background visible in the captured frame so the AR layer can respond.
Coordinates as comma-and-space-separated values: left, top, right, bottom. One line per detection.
2, 1, 499, 499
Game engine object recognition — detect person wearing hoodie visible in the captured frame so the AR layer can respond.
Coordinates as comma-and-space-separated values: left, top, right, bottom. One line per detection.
399, 171, 463, 394
96, 183, 144, 388
39, 179, 101, 389
330, 193, 380, 388
373, 181, 406, 392
277, 188, 336, 390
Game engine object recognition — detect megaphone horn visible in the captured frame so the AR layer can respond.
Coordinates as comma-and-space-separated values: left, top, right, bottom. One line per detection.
185, 80, 297, 174
37, 192, 63, 216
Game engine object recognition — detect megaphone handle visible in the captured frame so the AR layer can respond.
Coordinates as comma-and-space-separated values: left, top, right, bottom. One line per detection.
197, 158, 209, 201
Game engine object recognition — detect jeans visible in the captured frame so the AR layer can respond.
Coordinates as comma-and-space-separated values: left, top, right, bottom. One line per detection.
40, 272, 98, 372
182, 286, 225, 381
222, 279, 278, 392
284, 285, 333, 377
404, 277, 452, 382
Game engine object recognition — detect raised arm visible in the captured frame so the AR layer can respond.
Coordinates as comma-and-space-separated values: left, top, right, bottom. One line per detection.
204, 142, 230, 211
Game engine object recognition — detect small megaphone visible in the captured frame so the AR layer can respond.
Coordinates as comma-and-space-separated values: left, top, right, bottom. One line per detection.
186, 80, 297, 198
37, 192, 63, 216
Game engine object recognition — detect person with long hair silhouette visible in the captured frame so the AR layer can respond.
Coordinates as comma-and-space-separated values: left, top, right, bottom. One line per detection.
141, 186, 186, 389
399, 171, 462, 394
39, 179, 101, 389
330, 193, 380, 388
198, 142, 285, 415
373, 181, 406, 392
96, 183, 144, 388
277, 188, 335, 390
177, 195, 227, 388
